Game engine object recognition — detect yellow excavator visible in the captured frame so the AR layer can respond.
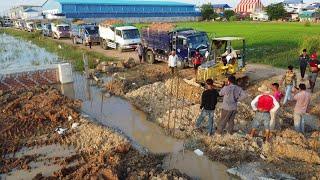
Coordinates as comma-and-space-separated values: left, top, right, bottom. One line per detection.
196, 37, 249, 88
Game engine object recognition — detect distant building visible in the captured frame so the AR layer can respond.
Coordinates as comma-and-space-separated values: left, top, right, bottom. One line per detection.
41, 0, 200, 22
211, 4, 231, 13
299, 11, 320, 22
235, 0, 264, 14
250, 11, 269, 21
9, 5, 42, 20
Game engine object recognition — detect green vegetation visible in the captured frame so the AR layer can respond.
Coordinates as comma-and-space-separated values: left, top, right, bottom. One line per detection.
174, 22, 320, 68
266, 3, 286, 20
0, 29, 116, 71
200, 3, 217, 21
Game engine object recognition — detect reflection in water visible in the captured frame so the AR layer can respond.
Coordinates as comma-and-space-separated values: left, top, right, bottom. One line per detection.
57, 73, 229, 179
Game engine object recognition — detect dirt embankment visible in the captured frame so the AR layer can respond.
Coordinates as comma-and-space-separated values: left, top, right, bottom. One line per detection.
0, 87, 189, 179
125, 77, 320, 179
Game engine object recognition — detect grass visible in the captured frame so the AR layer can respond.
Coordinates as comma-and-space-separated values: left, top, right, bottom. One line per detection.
137, 21, 320, 68
0, 28, 117, 71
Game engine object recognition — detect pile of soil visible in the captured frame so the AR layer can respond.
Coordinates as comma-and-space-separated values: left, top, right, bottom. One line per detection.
0, 86, 189, 179
148, 23, 176, 32
100, 19, 124, 27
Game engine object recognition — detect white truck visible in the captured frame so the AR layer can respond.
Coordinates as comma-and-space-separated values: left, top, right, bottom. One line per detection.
99, 23, 141, 51
51, 23, 70, 39
26, 21, 35, 32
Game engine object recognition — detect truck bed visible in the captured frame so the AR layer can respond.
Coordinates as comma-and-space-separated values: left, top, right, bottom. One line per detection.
141, 29, 171, 52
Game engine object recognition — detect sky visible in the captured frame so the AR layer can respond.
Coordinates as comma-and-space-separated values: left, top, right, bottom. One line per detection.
0, 0, 317, 14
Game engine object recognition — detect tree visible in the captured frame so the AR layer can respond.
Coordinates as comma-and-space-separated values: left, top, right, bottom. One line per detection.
224, 10, 235, 20
200, 3, 217, 20
266, 3, 286, 20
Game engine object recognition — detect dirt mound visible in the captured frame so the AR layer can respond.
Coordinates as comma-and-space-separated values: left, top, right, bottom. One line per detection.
262, 129, 320, 164
100, 19, 124, 27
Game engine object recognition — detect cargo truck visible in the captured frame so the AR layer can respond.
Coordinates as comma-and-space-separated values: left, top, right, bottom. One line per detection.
141, 28, 209, 68
71, 23, 100, 45
99, 22, 140, 51
51, 23, 70, 39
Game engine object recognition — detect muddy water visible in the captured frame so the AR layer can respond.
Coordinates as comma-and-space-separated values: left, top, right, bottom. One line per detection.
57, 73, 229, 179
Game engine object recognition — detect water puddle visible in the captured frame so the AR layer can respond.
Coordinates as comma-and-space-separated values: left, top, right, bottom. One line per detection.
163, 151, 229, 179
1, 144, 77, 180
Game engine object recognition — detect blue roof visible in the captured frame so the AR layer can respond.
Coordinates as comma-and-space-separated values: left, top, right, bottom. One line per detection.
24, 8, 39, 12
283, 0, 303, 4
57, 0, 194, 6
211, 4, 231, 8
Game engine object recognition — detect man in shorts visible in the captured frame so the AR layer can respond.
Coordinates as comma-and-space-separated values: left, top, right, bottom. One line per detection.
308, 53, 319, 93
250, 84, 280, 141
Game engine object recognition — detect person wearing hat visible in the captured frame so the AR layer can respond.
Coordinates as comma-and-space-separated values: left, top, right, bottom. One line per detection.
299, 49, 310, 81
308, 53, 319, 93
250, 84, 280, 141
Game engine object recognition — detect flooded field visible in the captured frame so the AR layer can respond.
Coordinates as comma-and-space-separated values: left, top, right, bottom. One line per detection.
0, 33, 59, 71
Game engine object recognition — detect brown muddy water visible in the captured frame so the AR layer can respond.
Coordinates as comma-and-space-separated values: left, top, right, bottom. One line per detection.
56, 73, 230, 180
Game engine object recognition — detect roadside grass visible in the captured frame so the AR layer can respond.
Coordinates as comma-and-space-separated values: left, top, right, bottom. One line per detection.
0, 28, 116, 71
137, 21, 320, 68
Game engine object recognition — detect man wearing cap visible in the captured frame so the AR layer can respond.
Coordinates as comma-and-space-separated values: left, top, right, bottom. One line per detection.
250, 84, 280, 141
308, 53, 319, 93
299, 49, 310, 81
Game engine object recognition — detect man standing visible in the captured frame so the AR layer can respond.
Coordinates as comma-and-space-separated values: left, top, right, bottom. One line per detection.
293, 83, 311, 133
299, 49, 309, 80
308, 53, 319, 93
168, 50, 178, 74
195, 79, 219, 135
136, 44, 144, 63
281, 65, 297, 105
250, 84, 280, 141
217, 75, 246, 134
192, 50, 202, 75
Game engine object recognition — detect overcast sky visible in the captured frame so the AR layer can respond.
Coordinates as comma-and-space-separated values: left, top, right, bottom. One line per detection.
0, 0, 317, 14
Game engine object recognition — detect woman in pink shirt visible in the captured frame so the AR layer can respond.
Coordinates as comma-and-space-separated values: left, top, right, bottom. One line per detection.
270, 83, 283, 130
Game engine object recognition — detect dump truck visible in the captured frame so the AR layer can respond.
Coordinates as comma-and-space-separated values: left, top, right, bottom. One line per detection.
99, 20, 140, 51
51, 23, 70, 39
196, 37, 249, 88
141, 25, 209, 68
71, 23, 100, 45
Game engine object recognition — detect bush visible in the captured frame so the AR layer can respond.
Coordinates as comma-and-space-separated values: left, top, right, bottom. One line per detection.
301, 35, 320, 54
229, 16, 238, 21
304, 21, 311, 27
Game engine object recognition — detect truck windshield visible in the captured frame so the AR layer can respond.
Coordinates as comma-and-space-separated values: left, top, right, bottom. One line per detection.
122, 29, 140, 39
58, 26, 70, 31
187, 34, 209, 49
85, 26, 99, 35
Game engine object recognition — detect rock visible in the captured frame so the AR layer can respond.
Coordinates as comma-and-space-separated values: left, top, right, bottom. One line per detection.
100, 169, 118, 180
122, 58, 136, 68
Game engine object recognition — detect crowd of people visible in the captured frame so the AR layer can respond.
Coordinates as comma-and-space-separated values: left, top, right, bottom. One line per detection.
195, 50, 318, 141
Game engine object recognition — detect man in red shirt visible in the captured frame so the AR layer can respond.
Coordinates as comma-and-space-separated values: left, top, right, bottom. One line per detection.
250, 84, 280, 141
192, 50, 203, 76
308, 53, 319, 93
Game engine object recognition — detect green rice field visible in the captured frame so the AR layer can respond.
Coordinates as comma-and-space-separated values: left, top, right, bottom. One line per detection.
177, 22, 320, 67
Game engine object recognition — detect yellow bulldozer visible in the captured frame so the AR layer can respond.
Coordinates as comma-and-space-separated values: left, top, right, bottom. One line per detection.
196, 37, 249, 88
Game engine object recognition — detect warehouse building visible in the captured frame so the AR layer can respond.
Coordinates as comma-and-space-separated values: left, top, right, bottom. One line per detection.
42, 0, 200, 22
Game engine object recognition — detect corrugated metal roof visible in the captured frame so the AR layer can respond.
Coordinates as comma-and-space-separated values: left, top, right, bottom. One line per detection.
211, 4, 231, 8
57, 0, 193, 6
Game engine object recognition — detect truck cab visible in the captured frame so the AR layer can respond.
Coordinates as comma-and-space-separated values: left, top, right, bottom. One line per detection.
26, 21, 35, 32
42, 23, 52, 37
51, 23, 70, 39
71, 24, 100, 45
99, 24, 141, 51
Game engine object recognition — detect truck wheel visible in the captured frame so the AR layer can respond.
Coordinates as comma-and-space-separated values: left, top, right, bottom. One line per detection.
177, 60, 185, 69
72, 37, 76, 44
101, 40, 108, 50
116, 44, 123, 52
146, 51, 155, 64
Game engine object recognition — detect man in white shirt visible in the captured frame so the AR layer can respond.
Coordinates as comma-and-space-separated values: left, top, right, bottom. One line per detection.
168, 50, 178, 74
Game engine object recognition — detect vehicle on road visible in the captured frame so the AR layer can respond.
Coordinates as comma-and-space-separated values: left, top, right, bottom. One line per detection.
99, 22, 140, 51
0, 16, 12, 27
51, 23, 70, 39
141, 28, 209, 68
42, 23, 52, 37
71, 23, 100, 46
26, 21, 35, 32
196, 37, 249, 88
